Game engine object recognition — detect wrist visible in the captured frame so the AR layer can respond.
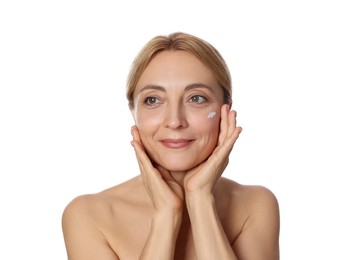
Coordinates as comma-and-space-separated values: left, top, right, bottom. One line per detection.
185, 191, 215, 209
153, 210, 183, 229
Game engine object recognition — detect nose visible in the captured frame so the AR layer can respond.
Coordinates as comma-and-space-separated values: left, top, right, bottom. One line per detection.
163, 103, 188, 129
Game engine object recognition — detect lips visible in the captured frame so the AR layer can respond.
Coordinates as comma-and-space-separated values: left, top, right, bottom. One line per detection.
159, 139, 194, 149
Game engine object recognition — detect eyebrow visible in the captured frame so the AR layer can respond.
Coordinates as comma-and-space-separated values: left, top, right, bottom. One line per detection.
138, 84, 166, 94
185, 83, 214, 92
138, 83, 214, 95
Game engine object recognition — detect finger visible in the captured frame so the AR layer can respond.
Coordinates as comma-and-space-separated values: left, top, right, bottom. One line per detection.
131, 140, 148, 182
131, 126, 146, 169
156, 165, 174, 182
212, 124, 242, 165
131, 126, 145, 152
131, 126, 159, 178
218, 104, 229, 146
132, 141, 159, 176
131, 127, 160, 180
221, 126, 242, 156
226, 110, 237, 138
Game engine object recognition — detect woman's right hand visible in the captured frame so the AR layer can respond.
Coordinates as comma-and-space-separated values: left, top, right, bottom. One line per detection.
131, 126, 184, 213
131, 126, 184, 259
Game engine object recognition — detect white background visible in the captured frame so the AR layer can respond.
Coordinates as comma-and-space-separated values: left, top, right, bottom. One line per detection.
1, 0, 363, 259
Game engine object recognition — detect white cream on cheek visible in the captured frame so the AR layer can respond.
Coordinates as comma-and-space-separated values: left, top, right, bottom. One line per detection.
207, 111, 217, 119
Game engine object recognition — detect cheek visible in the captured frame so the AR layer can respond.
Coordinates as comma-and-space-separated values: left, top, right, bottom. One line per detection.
136, 120, 153, 153
135, 109, 160, 129
134, 110, 163, 148
135, 106, 221, 138
190, 109, 220, 135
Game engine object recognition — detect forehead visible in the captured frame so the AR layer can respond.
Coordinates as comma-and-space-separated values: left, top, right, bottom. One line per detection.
135, 50, 221, 94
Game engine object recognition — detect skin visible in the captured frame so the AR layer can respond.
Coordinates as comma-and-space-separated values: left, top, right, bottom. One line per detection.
62, 51, 280, 259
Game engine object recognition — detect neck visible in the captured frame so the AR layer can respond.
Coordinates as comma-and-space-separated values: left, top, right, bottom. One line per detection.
170, 170, 188, 187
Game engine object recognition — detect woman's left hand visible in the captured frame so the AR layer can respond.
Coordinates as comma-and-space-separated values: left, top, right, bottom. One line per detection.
183, 104, 242, 195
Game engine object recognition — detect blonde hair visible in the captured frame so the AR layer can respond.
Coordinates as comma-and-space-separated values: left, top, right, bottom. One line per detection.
126, 32, 232, 108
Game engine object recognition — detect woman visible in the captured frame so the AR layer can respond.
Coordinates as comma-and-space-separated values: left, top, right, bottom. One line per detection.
62, 32, 280, 260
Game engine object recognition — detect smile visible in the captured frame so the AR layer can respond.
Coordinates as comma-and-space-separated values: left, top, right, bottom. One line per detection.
159, 139, 194, 149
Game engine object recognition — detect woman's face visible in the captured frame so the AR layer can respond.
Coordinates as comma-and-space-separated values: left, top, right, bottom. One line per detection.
132, 50, 225, 171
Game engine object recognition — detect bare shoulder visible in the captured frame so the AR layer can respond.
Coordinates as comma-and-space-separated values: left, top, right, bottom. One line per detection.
238, 184, 280, 228
215, 177, 280, 229
239, 183, 279, 212
61, 192, 118, 259
62, 193, 105, 224
218, 177, 279, 209
61, 190, 116, 245
62, 175, 144, 224
232, 180, 279, 227
217, 178, 280, 259
61, 176, 145, 259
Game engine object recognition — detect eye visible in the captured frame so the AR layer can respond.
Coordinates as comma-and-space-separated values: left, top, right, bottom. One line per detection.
144, 96, 161, 106
189, 95, 207, 104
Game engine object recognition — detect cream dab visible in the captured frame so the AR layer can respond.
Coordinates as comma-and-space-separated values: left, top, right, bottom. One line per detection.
207, 111, 217, 119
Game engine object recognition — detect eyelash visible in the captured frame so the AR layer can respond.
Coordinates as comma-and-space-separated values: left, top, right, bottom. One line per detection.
142, 95, 208, 107
188, 95, 207, 104
143, 96, 161, 106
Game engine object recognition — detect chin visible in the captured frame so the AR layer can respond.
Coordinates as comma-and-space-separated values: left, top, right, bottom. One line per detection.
154, 158, 201, 172
160, 163, 196, 172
